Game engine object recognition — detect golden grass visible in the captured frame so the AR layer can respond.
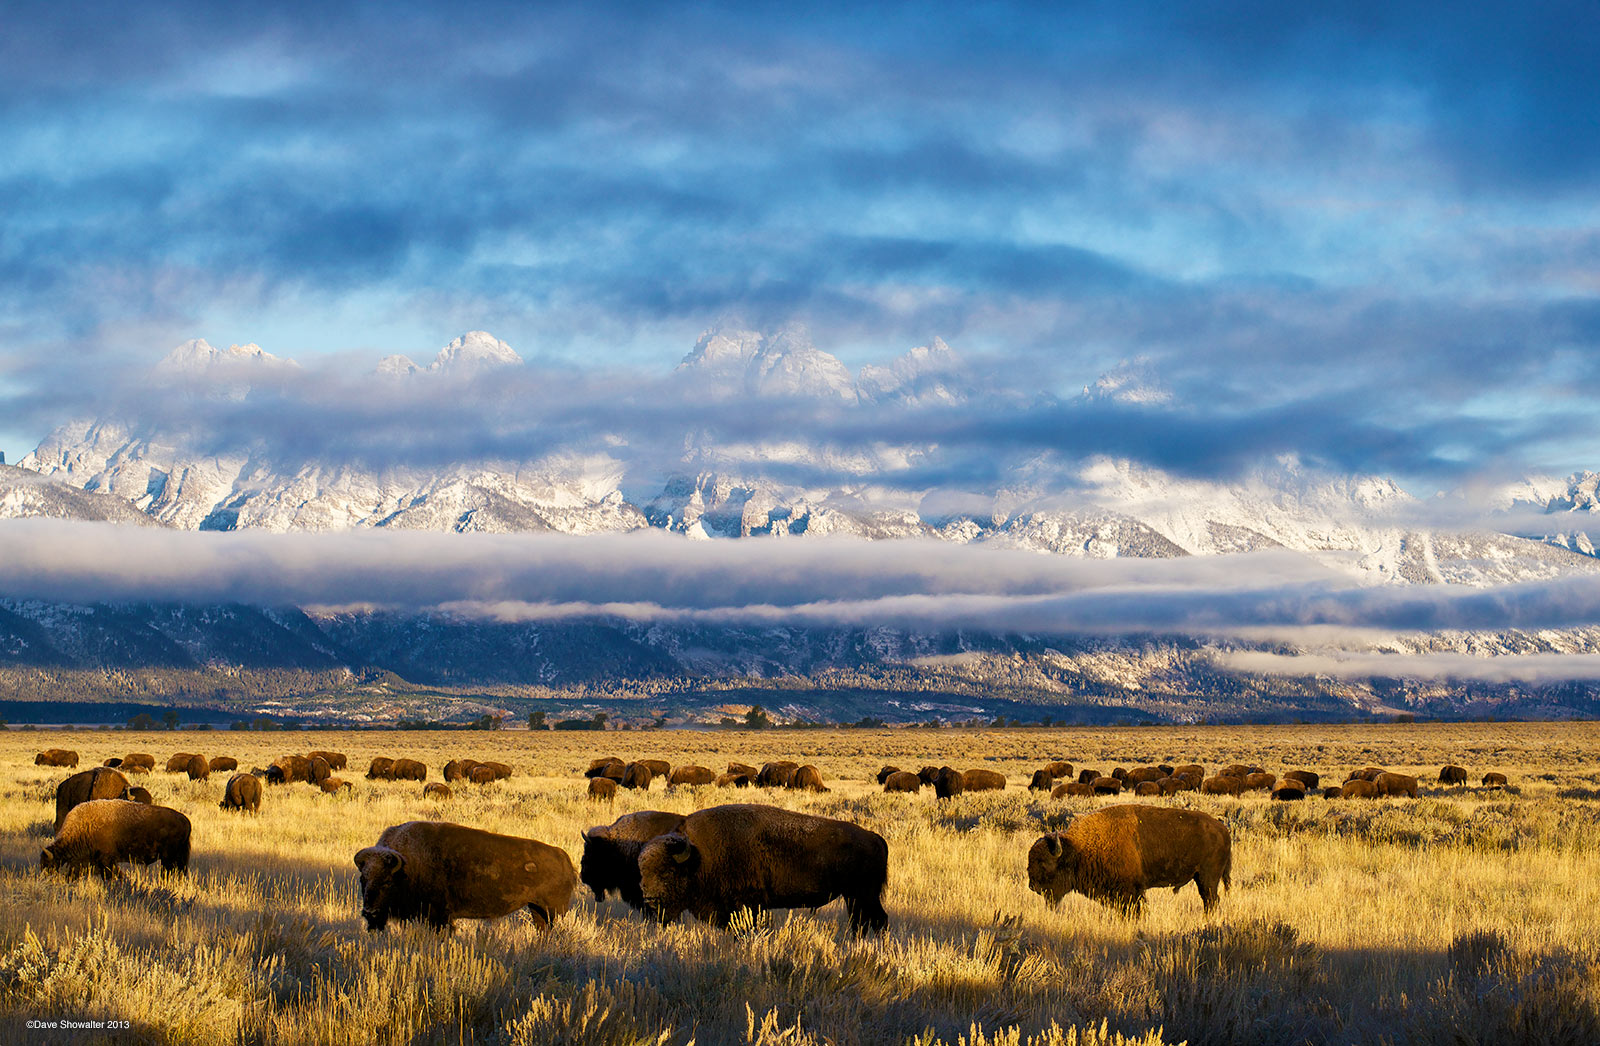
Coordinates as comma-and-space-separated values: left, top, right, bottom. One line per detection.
1, 723, 1598, 1045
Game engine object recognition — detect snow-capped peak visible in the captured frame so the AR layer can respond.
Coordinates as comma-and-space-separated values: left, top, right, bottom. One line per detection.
428, 331, 522, 373
678, 324, 858, 402
376, 354, 420, 378
1083, 358, 1171, 406
157, 338, 291, 374
858, 337, 966, 405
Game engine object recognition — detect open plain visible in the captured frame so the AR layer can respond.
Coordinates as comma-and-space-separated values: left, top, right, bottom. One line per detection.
2, 722, 1598, 1045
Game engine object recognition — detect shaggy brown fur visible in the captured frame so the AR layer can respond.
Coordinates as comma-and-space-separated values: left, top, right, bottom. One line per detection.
1242, 772, 1276, 792
727, 762, 759, 778
876, 765, 903, 785
1438, 765, 1469, 786
127, 787, 152, 804
120, 754, 155, 774
1092, 777, 1123, 795
1052, 782, 1094, 798
221, 773, 263, 812
1341, 779, 1380, 799
318, 777, 351, 794
274, 755, 313, 783
424, 783, 453, 800
1200, 775, 1243, 796
476, 761, 513, 780
917, 766, 941, 785
367, 757, 396, 780
883, 771, 921, 793
637, 803, 888, 934
36, 750, 79, 768
1027, 805, 1231, 915
1173, 764, 1205, 780
932, 767, 965, 799
208, 756, 238, 773
639, 759, 671, 779
1271, 785, 1307, 801
1125, 767, 1166, 785
55, 768, 131, 830
586, 756, 625, 779
714, 773, 752, 788
1482, 772, 1508, 788
390, 758, 427, 782
588, 778, 617, 801
1042, 761, 1073, 780
355, 821, 575, 931
790, 765, 829, 792
309, 757, 332, 784
1375, 772, 1419, 798
1283, 770, 1320, 791
165, 753, 196, 773
580, 810, 687, 908
444, 759, 482, 782
1029, 769, 1054, 791
1133, 781, 1161, 796
669, 765, 716, 787
1077, 768, 1101, 784
1322, 786, 1343, 799
964, 768, 1006, 792
469, 766, 499, 785
621, 763, 654, 790
307, 750, 347, 770
756, 761, 800, 788
42, 800, 191, 877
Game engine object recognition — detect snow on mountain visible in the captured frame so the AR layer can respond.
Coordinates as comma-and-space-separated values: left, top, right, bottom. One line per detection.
858, 337, 966, 405
427, 330, 522, 373
157, 339, 293, 374
676, 325, 858, 402
0, 463, 166, 527
376, 354, 419, 378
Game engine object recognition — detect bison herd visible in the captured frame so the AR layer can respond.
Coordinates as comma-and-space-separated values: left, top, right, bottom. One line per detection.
26, 744, 1525, 935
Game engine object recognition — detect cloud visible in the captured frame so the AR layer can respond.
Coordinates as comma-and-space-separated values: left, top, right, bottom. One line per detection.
1219, 650, 1600, 685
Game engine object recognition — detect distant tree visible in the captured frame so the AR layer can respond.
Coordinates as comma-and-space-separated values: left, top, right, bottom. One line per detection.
128, 713, 156, 731
651, 715, 667, 729
1393, 713, 1416, 724
719, 716, 738, 727
162, 710, 180, 731
528, 710, 547, 731
745, 705, 772, 730
230, 720, 250, 731
253, 716, 277, 732
592, 712, 608, 729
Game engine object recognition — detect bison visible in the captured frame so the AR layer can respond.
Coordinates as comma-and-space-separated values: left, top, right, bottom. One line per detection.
1200, 775, 1243, 796
727, 762, 759, 778
307, 750, 347, 770
1173, 764, 1205, 780
1029, 770, 1054, 791
185, 754, 210, 781
1077, 769, 1101, 785
1052, 782, 1094, 798
424, 783, 453, 800
580, 810, 686, 908
669, 765, 716, 788
1133, 781, 1161, 796
1043, 761, 1073, 780
55, 767, 131, 830
1092, 777, 1123, 796
42, 800, 191, 877
367, 757, 396, 780
1322, 786, 1343, 799
476, 761, 513, 781
220, 773, 262, 812
1340, 779, 1379, 799
165, 753, 196, 773
715, 773, 752, 788
355, 821, 575, 932
103, 757, 123, 768
963, 769, 1006, 792
445, 759, 482, 782
1283, 770, 1319, 791
876, 765, 903, 785
621, 763, 654, 791
208, 756, 238, 773
883, 771, 921, 793
756, 762, 800, 788
35, 749, 78, 768
639, 759, 671, 780
1125, 767, 1166, 786
1482, 772, 1508, 788
636, 804, 888, 934
1375, 772, 1418, 798
1439, 765, 1469, 786
1027, 805, 1230, 915
121, 754, 155, 774
933, 767, 966, 799
1242, 772, 1276, 792
468, 766, 498, 785
309, 757, 332, 785
588, 778, 617, 801
1271, 785, 1306, 801
917, 766, 942, 785
585, 756, 624, 778
127, 786, 153, 805
789, 765, 828, 793
318, 777, 351, 794
390, 758, 427, 782
252, 764, 286, 785
275, 755, 313, 783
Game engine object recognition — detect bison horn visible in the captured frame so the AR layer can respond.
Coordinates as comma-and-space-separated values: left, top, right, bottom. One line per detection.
1045, 834, 1063, 858
665, 836, 692, 863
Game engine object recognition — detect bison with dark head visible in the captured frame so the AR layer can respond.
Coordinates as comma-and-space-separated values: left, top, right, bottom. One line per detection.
1439, 765, 1468, 786
42, 800, 190, 877
756, 761, 799, 788
1283, 770, 1319, 791
1029, 770, 1054, 792
637, 803, 888, 934
55, 768, 131, 830
876, 765, 902, 785
789, 765, 828, 792
127, 786, 153, 804
669, 765, 716, 788
185, 754, 210, 781
715, 772, 752, 788
621, 763, 654, 790
727, 762, 759, 778
1482, 772, 1508, 788
588, 777, 617, 801
883, 771, 921, 793
367, 757, 395, 780
932, 767, 965, 799
1027, 805, 1230, 915
355, 821, 574, 932
580, 809, 686, 908
445, 759, 482, 782
221, 773, 262, 812
390, 758, 427, 782
1052, 782, 1094, 798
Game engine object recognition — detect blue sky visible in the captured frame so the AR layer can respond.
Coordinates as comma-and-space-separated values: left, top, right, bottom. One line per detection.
3, 1, 1598, 489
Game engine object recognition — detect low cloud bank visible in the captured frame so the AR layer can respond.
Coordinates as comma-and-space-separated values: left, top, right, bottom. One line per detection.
1221, 650, 1600, 685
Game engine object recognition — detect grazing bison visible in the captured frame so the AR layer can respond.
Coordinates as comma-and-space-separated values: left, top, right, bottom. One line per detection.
1157, 764, 1176, 776
1110, 767, 1129, 781
1029, 770, 1055, 791
1271, 785, 1306, 801
727, 762, 759, 778
274, 755, 313, 783
757, 762, 800, 788
319, 777, 351, 794
1125, 767, 1166, 786
1133, 781, 1161, 796
1375, 772, 1418, 798
586, 757, 626, 782
1341, 780, 1379, 799
355, 821, 576, 932
1077, 769, 1101, 785
468, 766, 499, 785
1027, 805, 1231, 915
580, 810, 686, 908
1346, 767, 1387, 783
42, 800, 191, 877
368, 757, 395, 780
121, 754, 155, 774
621, 763, 654, 791
165, 753, 197, 773
917, 766, 942, 785
636, 804, 888, 934
55, 768, 131, 830
1174, 764, 1205, 780
476, 761, 513, 781
307, 750, 347, 770
444, 759, 482, 782
1043, 761, 1073, 780
1220, 764, 1253, 779
1092, 777, 1123, 796
1439, 765, 1469, 786
309, 757, 333, 785
669, 765, 716, 788
1157, 777, 1184, 796
933, 767, 966, 799
127, 787, 153, 804
876, 765, 903, 785
103, 757, 123, 768
220, 773, 262, 812
963, 769, 1006, 792
1283, 770, 1319, 791
883, 771, 921, 793
424, 783, 453, 800
1482, 772, 1508, 788
715, 773, 752, 788
252, 764, 286, 785
790, 765, 828, 792
390, 758, 427, 782
1052, 782, 1094, 798
588, 778, 617, 801
1242, 772, 1276, 792
208, 756, 238, 773
185, 754, 210, 781
639, 759, 671, 780
1322, 786, 1343, 799
1200, 775, 1243, 796
35, 750, 79, 768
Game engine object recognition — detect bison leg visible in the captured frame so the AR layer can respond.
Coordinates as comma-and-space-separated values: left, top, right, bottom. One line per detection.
1195, 873, 1223, 913
845, 895, 889, 936
524, 902, 552, 929
426, 903, 454, 932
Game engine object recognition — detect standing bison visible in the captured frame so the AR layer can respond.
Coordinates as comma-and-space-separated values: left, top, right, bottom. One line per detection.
165, 753, 197, 773
1482, 772, 1508, 788
220, 773, 262, 812
883, 771, 921, 793
1027, 805, 1231, 914
208, 756, 238, 773
621, 763, 653, 791
789, 765, 828, 793
42, 800, 191, 877
367, 757, 396, 780
1052, 782, 1094, 798
1439, 765, 1469, 786
636, 804, 889, 934
932, 767, 965, 799
580, 810, 686, 908
121, 754, 155, 774
424, 783, 453, 800
586, 757, 626, 782
185, 754, 210, 781
588, 778, 617, 801
963, 769, 1006, 792
715, 773, 752, 788
307, 750, 347, 770
445, 759, 482, 782
355, 821, 575, 932
36, 749, 80, 768
390, 758, 427, 782
55, 768, 131, 830
1375, 772, 1418, 798
756, 762, 800, 788
1283, 770, 1320, 791
669, 766, 716, 788
1029, 770, 1055, 791
876, 766, 902, 785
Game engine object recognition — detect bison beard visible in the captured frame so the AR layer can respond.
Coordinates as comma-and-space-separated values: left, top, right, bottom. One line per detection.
636, 803, 889, 935
1027, 805, 1231, 916
580, 810, 686, 908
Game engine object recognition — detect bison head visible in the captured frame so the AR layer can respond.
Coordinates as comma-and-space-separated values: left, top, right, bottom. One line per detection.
39, 846, 57, 871
637, 833, 698, 923
1026, 833, 1078, 907
354, 846, 407, 931
579, 828, 625, 903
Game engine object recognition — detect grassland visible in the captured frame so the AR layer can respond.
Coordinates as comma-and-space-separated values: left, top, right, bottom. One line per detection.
2, 723, 1598, 1045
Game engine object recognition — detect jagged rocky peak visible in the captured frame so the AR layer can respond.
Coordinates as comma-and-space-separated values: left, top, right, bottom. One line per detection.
1082, 357, 1171, 405
678, 324, 857, 402
376, 354, 420, 378
859, 336, 966, 404
157, 338, 292, 374
429, 331, 522, 373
